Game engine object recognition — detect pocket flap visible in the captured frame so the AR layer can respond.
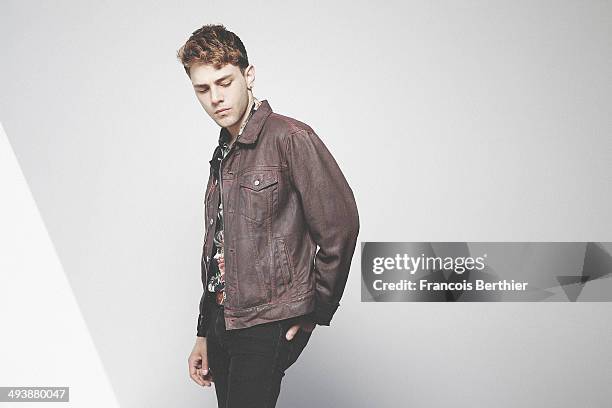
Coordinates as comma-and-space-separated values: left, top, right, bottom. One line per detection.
240, 171, 278, 191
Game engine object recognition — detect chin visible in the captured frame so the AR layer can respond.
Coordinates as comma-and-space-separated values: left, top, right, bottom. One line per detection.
214, 116, 233, 127
223, 117, 241, 128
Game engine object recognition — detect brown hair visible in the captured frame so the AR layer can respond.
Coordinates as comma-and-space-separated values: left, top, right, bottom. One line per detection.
177, 24, 249, 77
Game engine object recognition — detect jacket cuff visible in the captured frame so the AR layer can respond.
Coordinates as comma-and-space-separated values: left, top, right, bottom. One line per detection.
196, 313, 208, 337
197, 289, 213, 337
310, 299, 340, 326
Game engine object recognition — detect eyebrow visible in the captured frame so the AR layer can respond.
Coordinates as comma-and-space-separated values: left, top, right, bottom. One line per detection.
193, 74, 233, 88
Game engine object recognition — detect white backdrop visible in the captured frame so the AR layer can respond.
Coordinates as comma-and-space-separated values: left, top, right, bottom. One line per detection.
1, 1, 611, 407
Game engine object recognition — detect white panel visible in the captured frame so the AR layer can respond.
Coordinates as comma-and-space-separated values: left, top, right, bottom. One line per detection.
0, 123, 120, 408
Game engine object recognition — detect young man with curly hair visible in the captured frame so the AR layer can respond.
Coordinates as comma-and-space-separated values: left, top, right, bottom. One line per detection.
177, 24, 359, 408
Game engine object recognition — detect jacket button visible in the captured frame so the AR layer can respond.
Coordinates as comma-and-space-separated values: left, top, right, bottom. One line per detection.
254, 179, 260, 186
209, 218, 214, 225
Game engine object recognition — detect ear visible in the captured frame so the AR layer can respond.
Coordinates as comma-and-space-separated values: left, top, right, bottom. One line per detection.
244, 64, 256, 89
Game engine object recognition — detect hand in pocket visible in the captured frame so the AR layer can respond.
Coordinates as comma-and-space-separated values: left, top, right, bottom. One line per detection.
285, 316, 316, 341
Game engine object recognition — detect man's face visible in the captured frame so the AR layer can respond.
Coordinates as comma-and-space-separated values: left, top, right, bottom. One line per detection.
189, 63, 254, 131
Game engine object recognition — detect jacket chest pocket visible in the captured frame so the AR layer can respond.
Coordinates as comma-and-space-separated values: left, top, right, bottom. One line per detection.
238, 169, 279, 223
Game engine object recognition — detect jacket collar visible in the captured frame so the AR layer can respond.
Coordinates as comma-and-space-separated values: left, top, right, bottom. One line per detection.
208, 99, 273, 171
220, 99, 273, 146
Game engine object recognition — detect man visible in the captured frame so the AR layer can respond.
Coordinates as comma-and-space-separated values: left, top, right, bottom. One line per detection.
177, 24, 359, 407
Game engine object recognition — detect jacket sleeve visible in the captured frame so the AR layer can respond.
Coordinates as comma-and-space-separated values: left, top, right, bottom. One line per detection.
285, 128, 360, 326
196, 291, 209, 337
196, 246, 215, 338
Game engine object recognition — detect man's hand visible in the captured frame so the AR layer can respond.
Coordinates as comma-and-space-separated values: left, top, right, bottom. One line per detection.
285, 317, 316, 341
188, 337, 213, 387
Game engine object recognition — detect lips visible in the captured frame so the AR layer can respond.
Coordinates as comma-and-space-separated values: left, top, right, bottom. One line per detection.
215, 107, 231, 114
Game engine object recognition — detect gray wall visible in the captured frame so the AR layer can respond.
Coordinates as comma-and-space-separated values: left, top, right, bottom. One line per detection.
1, 1, 611, 407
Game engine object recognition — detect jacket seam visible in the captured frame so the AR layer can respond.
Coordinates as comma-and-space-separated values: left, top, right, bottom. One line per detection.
283, 128, 310, 189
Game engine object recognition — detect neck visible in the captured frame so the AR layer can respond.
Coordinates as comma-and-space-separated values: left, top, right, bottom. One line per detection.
226, 93, 254, 143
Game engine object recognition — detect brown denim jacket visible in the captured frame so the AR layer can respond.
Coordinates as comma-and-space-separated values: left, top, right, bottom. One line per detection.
197, 100, 359, 335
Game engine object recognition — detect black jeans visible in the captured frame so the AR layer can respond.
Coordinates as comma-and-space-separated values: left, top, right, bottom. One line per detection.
205, 295, 313, 408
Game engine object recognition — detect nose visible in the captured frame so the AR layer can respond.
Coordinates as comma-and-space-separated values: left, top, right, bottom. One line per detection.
210, 86, 223, 105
